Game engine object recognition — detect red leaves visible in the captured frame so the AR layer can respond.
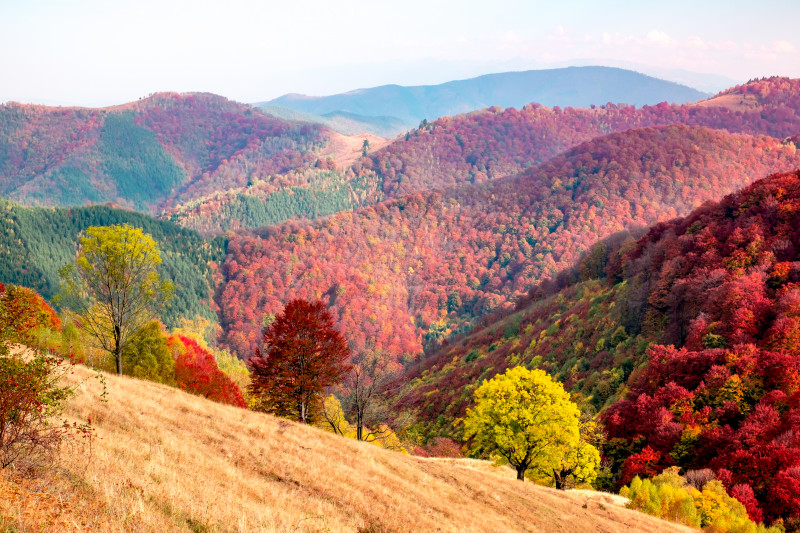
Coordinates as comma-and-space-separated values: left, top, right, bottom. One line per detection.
618, 446, 667, 488
731, 483, 763, 523
247, 299, 350, 424
170, 335, 246, 408
769, 467, 800, 519
605, 340, 800, 521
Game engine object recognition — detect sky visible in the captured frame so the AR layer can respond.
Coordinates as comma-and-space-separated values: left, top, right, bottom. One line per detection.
1, 0, 799, 107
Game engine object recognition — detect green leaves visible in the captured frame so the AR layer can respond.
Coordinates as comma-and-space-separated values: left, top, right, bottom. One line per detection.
59, 224, 174, 374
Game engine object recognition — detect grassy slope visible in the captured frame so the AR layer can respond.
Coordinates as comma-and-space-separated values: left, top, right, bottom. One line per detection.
0, 363, 692, 533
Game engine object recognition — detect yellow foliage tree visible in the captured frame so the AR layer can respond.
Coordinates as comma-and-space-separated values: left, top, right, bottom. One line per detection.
464, 366, 599, 486
59, 224, 173, 374
622, 468, 781, 532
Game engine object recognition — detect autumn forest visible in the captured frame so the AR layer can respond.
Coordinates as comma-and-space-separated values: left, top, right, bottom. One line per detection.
3, 74, 800, 532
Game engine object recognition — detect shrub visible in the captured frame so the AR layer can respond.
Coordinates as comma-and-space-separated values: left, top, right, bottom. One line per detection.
0, 350, 90, 473
622, 467, 781, 532
0, 284, 61, 346
121, 321, 174, 384
170, 335, 246, 408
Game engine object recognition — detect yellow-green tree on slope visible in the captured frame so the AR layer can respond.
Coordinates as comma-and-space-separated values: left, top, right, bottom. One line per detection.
464, 366, 599, 486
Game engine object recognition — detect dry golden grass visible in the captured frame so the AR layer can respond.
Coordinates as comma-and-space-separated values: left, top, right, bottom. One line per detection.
693, 93, 760, 111
1, 364, 695, 532
319, 132, 390, 168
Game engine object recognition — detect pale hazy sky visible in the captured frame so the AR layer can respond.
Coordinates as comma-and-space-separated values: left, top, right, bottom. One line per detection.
1, 0, 799, 106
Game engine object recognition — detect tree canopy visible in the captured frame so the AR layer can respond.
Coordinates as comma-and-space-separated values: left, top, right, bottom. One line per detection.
464, 366, 599, 485
248, 299, 350, 424
58, 224, 173, 374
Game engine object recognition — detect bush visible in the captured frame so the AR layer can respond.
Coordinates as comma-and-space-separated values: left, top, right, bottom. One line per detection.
121, 321, 174, 384
170, 335, 246, 408
0, 350, 90, 473
0, 283, 61, 346
622, 467, 781, 532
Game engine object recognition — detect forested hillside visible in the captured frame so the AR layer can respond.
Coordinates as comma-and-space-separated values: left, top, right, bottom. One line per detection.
218, 125, 800, 360
363, 77, 800, 199
2, 78, 799, 237
166, 167, 384, 234
0, 93, 352, 219
0, 200, 224, 326
395, 169, 800, 524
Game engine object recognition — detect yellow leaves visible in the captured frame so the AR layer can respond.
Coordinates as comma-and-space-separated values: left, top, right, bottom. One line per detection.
317, 395, 355, 439
464, 366, 597, 484
624, 469, 772, 532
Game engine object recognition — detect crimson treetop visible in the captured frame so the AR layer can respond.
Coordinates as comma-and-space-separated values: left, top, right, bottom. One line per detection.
248, 299, 351, 424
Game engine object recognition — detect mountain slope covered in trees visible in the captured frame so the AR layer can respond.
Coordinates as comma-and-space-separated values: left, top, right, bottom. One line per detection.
168, 77, 800, 234
218, 125, 800, 361
363, 76, 800, 199
0, 200, 224, 327
394, 169, 800, 524
2, 78, 798, 237
0, 93, 369, 222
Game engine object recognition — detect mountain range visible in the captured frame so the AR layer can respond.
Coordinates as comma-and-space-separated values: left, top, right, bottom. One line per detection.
3, 71, 800, 527
259, 66, 710, 136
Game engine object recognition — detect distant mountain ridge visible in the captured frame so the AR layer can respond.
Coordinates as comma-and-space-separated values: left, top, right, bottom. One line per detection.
259, 105, 407, 138
259, 66, 710, 134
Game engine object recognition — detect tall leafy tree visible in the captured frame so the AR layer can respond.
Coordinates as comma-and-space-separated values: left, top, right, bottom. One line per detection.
464, 366, 599, 485
58, 224, 173, 374
248, 299, 350, 424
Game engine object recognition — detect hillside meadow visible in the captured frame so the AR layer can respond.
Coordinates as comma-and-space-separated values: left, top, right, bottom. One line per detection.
0, 359, 691, 533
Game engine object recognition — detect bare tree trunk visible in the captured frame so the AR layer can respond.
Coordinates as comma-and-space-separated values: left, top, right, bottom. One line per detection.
516, 466, 526, 481
114, 326, 122, 374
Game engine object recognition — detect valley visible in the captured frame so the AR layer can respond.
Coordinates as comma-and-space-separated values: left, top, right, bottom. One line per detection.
3, 72, 800, 532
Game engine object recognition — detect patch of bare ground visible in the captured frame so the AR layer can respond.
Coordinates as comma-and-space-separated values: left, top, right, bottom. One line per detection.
319, 131, 390, 168
1, 364, 696, 532
693, 93, 760, 111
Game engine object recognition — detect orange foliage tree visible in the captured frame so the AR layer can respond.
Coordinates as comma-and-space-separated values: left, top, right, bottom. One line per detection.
0, 283, 61, 347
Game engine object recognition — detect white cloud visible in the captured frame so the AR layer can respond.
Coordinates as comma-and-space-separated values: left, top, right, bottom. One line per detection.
710, 40, 739, 52
687, 37, 708, 50
646, 30, 675, 47
500, 30, 525, 44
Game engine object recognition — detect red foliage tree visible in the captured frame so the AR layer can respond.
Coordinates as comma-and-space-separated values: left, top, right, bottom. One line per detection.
170, 335, 246, 408
618, 446, 668, 487
731, 483, 763, 523
247, 299, 351, 424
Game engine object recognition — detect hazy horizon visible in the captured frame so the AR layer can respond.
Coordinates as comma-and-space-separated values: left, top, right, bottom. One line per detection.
1, 0, 798, 107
